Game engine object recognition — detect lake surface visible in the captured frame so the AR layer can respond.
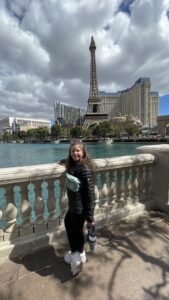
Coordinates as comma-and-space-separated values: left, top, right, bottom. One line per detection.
0, 142, 161, 168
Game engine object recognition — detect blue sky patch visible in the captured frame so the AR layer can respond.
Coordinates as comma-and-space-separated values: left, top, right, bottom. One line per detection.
5, 0, 29, 23
118, 0, 135, 15
103, 24, 111, 31
167, 9, 169, 19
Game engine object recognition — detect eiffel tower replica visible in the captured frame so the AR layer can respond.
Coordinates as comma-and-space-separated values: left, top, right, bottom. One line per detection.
83, 36, 108, 129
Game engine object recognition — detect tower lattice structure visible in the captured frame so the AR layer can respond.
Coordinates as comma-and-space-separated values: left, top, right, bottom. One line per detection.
89, 36, 99, 100
83, 36, 108, 128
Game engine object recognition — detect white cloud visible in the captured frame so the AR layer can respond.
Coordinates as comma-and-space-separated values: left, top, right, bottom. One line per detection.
0, 0, 169, 121
0, 6, 50, 77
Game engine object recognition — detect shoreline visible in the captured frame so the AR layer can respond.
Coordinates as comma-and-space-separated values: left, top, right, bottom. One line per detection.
0, 138, 168, 144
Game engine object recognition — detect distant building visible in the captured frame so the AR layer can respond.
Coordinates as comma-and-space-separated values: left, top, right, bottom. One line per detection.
100, 78, 159, 128
54, 101, 86, 126
157, 115, 169, 136
111, 113, 142, 128
0, 117, 51, 135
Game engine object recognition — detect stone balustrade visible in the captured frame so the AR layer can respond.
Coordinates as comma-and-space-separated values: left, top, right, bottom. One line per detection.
0, 144, 169, 259
137, 144, 169, 212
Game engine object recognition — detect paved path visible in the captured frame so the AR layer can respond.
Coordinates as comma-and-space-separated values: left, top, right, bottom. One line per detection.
0, 211, 169, 300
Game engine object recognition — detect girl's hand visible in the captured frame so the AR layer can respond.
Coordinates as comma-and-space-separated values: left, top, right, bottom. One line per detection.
86, 221, 94, 229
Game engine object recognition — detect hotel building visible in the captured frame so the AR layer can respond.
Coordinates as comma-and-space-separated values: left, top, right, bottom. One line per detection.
100, 78, 159, 128
54, 101, 86, 126
0, 117, 51, 135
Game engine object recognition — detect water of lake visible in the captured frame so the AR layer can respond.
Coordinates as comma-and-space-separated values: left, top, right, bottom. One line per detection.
0, 142, 160, 168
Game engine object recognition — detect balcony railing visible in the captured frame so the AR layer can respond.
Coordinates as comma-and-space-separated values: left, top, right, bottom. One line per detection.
0, 144, 169, 259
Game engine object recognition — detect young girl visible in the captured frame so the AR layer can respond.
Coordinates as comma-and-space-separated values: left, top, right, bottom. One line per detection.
64, 140, 95, 276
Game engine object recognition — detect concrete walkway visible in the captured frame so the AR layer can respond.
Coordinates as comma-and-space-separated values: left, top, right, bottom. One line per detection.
0, 211, 169, 300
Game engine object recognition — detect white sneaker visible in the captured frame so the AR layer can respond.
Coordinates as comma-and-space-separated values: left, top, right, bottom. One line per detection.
71, 252, 83, 276
64, 251, 86, 265
80, 251, 86, 263
64, 251, 72, 264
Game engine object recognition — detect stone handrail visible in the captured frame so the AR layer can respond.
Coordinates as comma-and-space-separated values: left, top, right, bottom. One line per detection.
0, 163, 65, 184
0, 153, 155, 183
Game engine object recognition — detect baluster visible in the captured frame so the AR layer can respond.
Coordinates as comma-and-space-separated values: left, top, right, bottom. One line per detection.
97, 173, 102, 206
2, 185, 19, 241
34, 181, 46, 233
100, 172, 109, 207
60, 176, 68, 224
0, 218, 3, 242
28, 182, 36, 223
124, 168, 132, 204
144, 166, 152, 200
116, 169, 125, 205
96, 173, 101, 207
47, 179, 59, 229
131, 167, 139, 204
47, 179, 56, 220
6, 185, 22, 241
54, 179, 61, 218
0, 188, 7, 231
41, 180, 49, 220
20, 182, 33, 237
109, 170, 116, 206
13, 185, 22, 226
138, 166, 146, 202
93, 173, 100, 211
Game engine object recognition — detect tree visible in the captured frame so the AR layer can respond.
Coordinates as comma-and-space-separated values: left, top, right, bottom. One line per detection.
82, 128, 90, 138
91, 124, 101, 137
18, 130, 27, 140
70, 126, 83, 138
125, 124, 139, 137
36, 127, 49, 141
112, 125, 123, 138
92, 121, 114, 137
27, 129, 36, 141
12, 131, 19, 141
26, 127, 49, 141
51, 124, 62, 140
3, 132, 12, 143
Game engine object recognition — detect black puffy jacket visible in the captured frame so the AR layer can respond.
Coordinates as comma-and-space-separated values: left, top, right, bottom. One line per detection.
66, 162, 95, 223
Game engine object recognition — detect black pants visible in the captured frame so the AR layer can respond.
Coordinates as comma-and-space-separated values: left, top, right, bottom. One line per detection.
64, 210, 86, 253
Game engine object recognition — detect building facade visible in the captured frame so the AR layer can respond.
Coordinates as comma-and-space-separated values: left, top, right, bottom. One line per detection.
0, 117, 51, 135
157, 115, 169, 136
54, 101, 86, 126
100, 78, 159, 128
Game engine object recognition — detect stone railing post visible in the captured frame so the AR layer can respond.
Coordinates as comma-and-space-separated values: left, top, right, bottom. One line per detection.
137, 144, 169, 212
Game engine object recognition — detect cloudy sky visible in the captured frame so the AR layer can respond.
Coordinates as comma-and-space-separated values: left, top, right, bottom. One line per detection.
0, 0, 169, 122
